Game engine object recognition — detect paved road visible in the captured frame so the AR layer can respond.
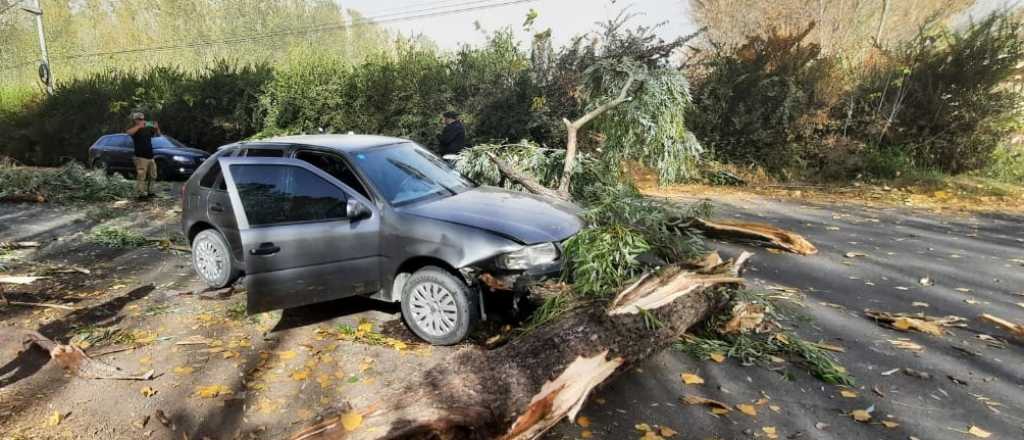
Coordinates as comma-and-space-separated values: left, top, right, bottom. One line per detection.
548, 195, 1024, 440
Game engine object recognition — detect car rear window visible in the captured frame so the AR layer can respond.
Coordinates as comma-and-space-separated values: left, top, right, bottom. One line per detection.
199, 163, 225, 190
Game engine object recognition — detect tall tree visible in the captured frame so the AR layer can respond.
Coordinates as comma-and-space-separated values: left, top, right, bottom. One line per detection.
689, 0, 973, 56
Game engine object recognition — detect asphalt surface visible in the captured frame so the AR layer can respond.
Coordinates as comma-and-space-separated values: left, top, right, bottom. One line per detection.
547, 195, 1024, 440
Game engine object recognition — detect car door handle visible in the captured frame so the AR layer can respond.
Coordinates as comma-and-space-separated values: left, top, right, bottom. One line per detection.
250, 243, 280, 256
210, 204, 224, 213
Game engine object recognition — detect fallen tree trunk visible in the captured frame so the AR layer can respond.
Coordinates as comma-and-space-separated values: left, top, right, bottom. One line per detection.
689, 218, 817, 255
292, 254, 750, 440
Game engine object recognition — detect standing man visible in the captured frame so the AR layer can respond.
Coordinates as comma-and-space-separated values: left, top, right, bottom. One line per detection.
436, 111, 467, 157
126, 112, 161, 199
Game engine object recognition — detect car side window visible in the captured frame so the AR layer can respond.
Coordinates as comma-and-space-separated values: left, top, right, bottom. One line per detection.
241, 148, 285, 157
229, 164, 348, 227
295, 150, 371, 199
116, 135, 133, 148
199, 162, 226, 190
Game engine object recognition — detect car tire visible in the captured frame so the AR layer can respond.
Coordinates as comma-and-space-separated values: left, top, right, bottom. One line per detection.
92, 158, 111, 175
191, 229, 239, 289
401, 266, 479, 345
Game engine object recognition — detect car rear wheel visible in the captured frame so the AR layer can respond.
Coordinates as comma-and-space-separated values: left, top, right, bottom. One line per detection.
401, 267, 479, 345
191, 229, 238, 288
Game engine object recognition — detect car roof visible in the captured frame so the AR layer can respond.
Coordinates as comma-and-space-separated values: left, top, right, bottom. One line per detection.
241, 134, 410, 152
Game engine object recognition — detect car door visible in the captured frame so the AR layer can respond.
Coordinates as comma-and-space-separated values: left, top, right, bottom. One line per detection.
112, 134, 135, 169
219, 157, 383, 314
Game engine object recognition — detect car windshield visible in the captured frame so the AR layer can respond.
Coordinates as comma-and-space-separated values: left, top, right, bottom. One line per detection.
352, 143, 473, 206
153, 136, 186, 148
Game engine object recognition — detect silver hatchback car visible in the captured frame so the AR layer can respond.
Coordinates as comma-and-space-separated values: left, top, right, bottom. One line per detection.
180, 135, 582, 344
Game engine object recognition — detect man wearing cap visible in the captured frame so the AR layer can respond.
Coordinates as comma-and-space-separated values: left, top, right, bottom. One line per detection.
436, 111, 468, 156
126, 112, 161, 198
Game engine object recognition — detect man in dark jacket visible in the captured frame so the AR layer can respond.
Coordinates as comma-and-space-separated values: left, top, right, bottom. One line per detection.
436, 111, 467, 156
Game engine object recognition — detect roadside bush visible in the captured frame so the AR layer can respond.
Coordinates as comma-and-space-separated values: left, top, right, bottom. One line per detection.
0, 162, 135, 203
983, 144, 1024, 184
688, 24, 842, 172
846, 11, 1024, 174
259, 31, 550, 149
0, 61, 272, 165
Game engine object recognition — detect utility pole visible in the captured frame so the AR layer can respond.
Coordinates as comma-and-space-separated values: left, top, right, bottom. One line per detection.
20, 0, 53, 95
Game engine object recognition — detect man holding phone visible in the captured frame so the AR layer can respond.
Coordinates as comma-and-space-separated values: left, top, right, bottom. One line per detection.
126, 112, 161, 198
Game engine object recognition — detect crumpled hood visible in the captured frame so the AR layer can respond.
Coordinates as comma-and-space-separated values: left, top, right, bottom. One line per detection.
399, 186, 583, 245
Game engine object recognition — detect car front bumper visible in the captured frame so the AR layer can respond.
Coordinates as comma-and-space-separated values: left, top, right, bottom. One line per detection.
476, 259, 565, 292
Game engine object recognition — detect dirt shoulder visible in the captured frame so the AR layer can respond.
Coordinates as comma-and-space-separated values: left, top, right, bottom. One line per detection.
0, 189, 458, 440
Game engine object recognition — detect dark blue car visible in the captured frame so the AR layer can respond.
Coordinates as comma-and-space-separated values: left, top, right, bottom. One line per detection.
88, 133, 210, 180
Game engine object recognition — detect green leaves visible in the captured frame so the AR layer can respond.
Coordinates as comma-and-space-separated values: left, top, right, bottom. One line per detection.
563, 225, 650, 297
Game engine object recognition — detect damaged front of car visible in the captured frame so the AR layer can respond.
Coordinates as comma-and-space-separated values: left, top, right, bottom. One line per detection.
395, 185, 583, 304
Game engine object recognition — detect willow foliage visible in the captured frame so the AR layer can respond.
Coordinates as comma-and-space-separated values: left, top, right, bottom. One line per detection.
584, 60, 703, 183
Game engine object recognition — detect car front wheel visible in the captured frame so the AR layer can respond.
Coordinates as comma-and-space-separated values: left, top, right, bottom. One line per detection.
92, 158, 111, 175
191, 229, 238, 288
401, 266, 479, 345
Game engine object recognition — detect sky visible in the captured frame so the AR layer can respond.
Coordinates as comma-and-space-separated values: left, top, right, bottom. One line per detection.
340, 0, 697, 49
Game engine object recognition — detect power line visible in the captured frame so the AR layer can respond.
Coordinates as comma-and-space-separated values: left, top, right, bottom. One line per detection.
53, 0, 537, 61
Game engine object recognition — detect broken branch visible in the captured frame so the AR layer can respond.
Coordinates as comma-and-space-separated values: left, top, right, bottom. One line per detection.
557, 72, 636, 196
17, 330, 155, 380
485, 151, 567, 200
689, 218, 818, 255
979, 313, 1024, 337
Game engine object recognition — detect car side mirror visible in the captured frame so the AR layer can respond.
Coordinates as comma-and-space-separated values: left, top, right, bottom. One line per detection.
346, 199, 370, 220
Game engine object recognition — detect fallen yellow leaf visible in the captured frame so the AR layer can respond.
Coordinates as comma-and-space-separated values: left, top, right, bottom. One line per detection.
659, 426, 678, 437
635, 423, 652, 432
340, 411, 363, 431
850, 409, 871, 422
840, 390, 858, 398
736, 404, 757, 417
881, 420, 899, 428
357, 322, 373, 333
580, 430, 593, 438
140, 386, 157, 397
291, 369, 311, 381
680, 373, 704, 385
892, 317, 944, 336
709, 352, 726, 363
576, 416, 591, 427
278, 350, 297, 360
173, 366, 194, 376
762, 426, 778, 439
194, 384, 232, 398
681, 395, 732, 414
968, 426, 992, 438
47, 410, 62, 427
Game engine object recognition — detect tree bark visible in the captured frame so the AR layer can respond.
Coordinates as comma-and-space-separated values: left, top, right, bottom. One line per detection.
556, 73, 636, 197
291, 255, 750, 440
485, 152, 567, 201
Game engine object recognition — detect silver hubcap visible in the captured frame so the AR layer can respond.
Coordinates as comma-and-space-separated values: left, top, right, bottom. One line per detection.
409, 282, 459, 337
195, 238, 224, 282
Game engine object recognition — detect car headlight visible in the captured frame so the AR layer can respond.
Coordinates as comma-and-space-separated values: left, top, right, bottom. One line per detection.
171, 155, 192, 163
496, 243, 559, 270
